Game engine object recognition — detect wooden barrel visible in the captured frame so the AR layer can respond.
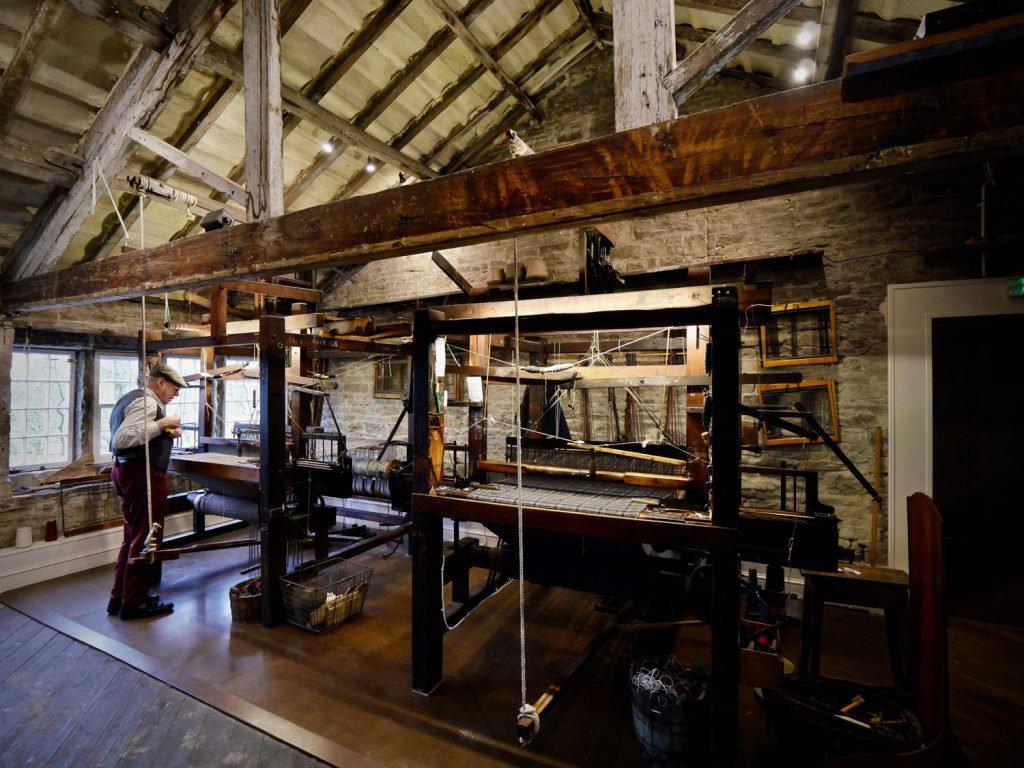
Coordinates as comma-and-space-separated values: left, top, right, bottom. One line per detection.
630, 679, 710, 762
229, 578, 261, 622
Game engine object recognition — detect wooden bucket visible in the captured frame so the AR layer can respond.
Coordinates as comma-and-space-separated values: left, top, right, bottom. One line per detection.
229, 578, 261, 622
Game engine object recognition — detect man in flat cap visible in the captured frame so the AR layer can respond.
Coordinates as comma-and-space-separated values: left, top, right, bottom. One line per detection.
107, 362, 186, 619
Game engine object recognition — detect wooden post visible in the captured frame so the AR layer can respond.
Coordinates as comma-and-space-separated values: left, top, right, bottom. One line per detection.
709, 287, 740, 767
0, 322, 13, 497
259, 314, 288, 627
870, 425, 883, 566
411, 309, 444, 693
612, 0, 676, 131
467, 334, 488, 480
243, 0, 284, 221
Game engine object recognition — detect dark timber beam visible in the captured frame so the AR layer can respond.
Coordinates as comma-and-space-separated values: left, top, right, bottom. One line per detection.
62, 0, 170, 52
813, 0, 856, 83
4, 45, 1023, 312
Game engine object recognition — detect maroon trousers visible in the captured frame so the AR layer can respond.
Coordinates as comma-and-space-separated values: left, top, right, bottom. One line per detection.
110, 459, 168, 610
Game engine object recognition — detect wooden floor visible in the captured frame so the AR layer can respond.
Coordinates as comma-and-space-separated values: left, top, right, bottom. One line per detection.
0, 605, 327, 767
2, 533, 1022, 767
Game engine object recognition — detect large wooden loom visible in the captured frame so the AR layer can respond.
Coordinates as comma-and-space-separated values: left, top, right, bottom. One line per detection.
410, 284, 753, 763
141, 282, 378, 626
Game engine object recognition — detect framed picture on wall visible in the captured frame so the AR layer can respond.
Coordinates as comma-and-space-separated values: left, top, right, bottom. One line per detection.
760, 300, 838, 367
758, 380, 839, 445
373, 358, 409, 399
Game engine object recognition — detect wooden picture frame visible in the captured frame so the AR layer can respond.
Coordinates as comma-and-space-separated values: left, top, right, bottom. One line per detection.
373, 358, 409, 399
760, 300, 838, 367
759, 380, 839, 446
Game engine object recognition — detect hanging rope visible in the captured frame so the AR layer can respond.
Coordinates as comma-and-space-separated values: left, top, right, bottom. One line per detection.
509, 237, 539, 742
139, 296, 160, 559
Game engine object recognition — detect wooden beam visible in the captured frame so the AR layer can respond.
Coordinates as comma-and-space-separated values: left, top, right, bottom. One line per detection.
430, 251, 477, 297
0, 0, 64, 139
6, 47, 1024, 312
813, 0, 856, 83
128, 127, 248, 206
0, 140, 76, 186
220, 280, 322, 303
199, 43, 437, 180
61, 0, 170, 51
613, 0, 676, 131
1, 0, 231, 281
242, 0, 283, 220
663, 0, 804, 106
423, 0, 543, 123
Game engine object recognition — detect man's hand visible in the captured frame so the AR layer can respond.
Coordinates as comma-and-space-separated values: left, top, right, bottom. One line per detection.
156, 415, 181, 432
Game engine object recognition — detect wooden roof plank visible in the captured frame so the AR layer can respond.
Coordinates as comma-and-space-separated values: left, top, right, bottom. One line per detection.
62, 0, 170, 51
423, 0, 544, 123
128, 126, 248, 206
5, 44, 1022, 313
0, 0, 64, 138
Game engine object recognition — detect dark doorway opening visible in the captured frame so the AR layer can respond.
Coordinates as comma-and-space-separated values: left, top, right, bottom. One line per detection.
933, 314, 1024, 626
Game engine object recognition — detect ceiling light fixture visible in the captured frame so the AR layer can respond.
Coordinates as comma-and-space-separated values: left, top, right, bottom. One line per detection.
793, 59, 815, 84
322, 141, 334, 153
797, 22, 819, 48
365, 157, 378, 173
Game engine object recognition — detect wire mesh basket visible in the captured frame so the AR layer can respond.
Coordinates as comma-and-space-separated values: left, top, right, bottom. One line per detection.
280, 557, 372, 634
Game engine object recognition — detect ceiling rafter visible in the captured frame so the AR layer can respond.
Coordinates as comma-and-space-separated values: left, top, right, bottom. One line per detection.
663, 0, 804, 106
423, 0, 544, 123
1, 0, 232, 280
813, 0, 856, 83
329, 0, 565, 201
441, 20, 592, 173
0, 0, 64, 140
200, 43, 436, 180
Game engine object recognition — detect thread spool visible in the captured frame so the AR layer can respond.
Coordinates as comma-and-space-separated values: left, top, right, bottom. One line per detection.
15, 526, 32, 548
525, 258, 549, 281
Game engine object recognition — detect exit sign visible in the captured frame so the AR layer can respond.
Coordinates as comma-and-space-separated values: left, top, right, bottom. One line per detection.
1010, 277, 1024, 298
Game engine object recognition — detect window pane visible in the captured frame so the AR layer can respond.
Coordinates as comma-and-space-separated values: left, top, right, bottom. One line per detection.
49, 381, 69, 408
10, 438, 24, 467
114, 380, 134, 400
10, 410, 26, 439
49, 355, 71, 381
99, 356, 115, 380
116, 358, 137, 382
24, 437, 44, 465
48, 408, 67, 435
25, 385, 45, 408
11, 385, 26, 410
27, 354, 48, 380
12, 352, 26, 380
46, 436, 66, 462
26, 408, 46, 435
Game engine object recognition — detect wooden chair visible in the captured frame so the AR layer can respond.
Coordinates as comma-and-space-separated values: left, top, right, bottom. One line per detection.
826, 492, 968, 767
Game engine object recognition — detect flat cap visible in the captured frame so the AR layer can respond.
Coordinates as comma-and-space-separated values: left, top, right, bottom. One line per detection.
149, 362, 188, 388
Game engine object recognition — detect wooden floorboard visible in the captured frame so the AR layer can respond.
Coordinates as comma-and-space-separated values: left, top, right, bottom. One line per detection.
0, 604, 329, 768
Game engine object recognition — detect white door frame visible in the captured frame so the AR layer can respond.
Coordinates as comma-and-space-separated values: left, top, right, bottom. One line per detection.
887, 276, 1024, 571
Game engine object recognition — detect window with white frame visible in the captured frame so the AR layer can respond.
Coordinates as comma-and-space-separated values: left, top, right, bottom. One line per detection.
96, 354, 141, 458
165, 355, 202, 449
219, 356, 259, 437
10, 349, 74, 470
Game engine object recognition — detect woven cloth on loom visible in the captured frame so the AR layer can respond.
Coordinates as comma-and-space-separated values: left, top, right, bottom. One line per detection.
468, 475, 675, 518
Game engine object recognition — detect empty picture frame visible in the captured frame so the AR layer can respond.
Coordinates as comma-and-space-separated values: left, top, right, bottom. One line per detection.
760, 300, 838, 367
759, 380, 840, 445
373, 358, 409, 399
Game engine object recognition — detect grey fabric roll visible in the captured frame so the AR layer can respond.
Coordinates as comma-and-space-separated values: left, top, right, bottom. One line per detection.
187, 490, 260, 522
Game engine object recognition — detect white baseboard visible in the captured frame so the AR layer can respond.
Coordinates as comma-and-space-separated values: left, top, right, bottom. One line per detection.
0, 513, 215, 595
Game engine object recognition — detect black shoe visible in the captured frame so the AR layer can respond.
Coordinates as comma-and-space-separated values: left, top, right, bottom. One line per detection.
119, 600, 174, 620
107, 594, 160, 615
